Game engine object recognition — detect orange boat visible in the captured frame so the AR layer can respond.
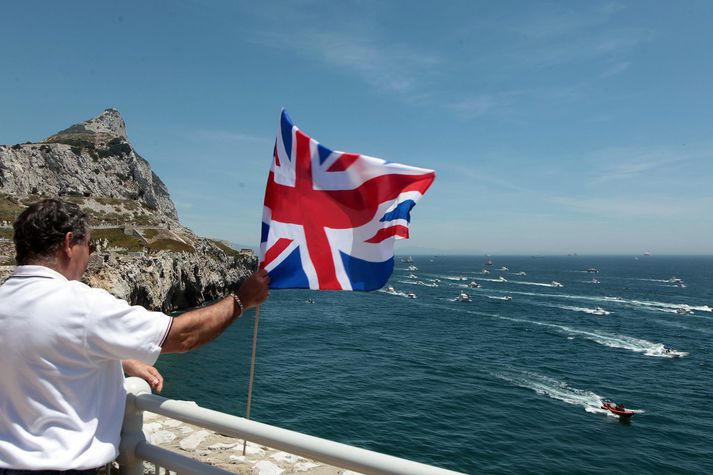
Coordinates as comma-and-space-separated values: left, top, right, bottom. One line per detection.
601, 402, 635, 419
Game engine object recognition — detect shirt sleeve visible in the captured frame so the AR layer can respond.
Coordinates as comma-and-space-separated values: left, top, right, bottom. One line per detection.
78, 284, 173, 365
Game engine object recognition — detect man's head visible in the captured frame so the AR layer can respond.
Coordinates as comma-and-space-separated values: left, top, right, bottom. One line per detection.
13, 199, 92, 279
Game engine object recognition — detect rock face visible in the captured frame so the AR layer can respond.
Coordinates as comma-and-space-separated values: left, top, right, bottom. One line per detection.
0, 109, 177, 220
0, 109, 255, 311
85, 240, 255, 313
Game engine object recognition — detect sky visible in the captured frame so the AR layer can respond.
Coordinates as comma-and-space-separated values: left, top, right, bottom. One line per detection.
1, 1, 712, 255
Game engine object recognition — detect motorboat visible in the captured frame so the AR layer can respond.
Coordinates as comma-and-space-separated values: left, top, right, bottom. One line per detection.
407, 265, 418, 271
495, 276, 507, 282
662, 347, 684, 357
590, 278, 600, 284
551, 281, 563, 288
456, 292, 471, 302
601, 401, 635, 419
485, 259, 493, 266
482, 269, 490, 274
513, 271, 527, 276
408, 274, 418, 279
468, 281, 480, 288
676, 307, 694, 315
407, 292, 416, 299
586, 267, 599, 273
591, 307, 610, 316
306, 298, 316, 304
499, 266, 509, 271
386, 286, 396, 293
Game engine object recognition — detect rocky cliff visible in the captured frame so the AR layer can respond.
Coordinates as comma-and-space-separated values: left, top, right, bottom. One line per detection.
0, 109, 256, 312
0, 109, 177, 219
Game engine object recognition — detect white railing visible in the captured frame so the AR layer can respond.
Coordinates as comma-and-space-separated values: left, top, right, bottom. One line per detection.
119, 377, 464, 475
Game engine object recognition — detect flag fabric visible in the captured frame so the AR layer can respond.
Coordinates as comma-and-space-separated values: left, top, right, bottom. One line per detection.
259, 110, 435, 291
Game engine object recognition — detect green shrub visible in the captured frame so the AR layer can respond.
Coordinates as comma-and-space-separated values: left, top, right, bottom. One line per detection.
92, 228, 145, 252
210, 240, 241, 257
148, 239, 193, 253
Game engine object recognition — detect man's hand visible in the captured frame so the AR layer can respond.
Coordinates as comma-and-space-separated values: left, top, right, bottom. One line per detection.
236, 269, 270, 308
122, 359, 164, 393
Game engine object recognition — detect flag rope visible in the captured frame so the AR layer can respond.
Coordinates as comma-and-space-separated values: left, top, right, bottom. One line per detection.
242, 304, 260, 456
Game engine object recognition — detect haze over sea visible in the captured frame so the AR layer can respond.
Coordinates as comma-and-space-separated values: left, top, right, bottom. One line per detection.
157, 255, 712, 473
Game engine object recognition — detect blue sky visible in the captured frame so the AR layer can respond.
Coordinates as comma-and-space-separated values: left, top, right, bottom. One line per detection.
1, 1, 711, 254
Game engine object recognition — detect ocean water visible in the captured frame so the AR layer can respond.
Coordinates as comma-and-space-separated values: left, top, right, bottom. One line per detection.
156, 256, 713, 474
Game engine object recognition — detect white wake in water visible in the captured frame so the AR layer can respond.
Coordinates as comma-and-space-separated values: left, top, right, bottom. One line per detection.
378, 288, 415, 299
493, 371, 611, 415
527, 321, 688, 358
546, 304, 612, 315
466, 308, 688, 358
485, 288, 712, 315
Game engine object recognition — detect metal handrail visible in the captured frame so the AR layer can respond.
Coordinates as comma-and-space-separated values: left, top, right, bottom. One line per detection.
119, 377, 464, 475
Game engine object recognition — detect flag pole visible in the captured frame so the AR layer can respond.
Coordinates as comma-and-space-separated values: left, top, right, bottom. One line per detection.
242, 304, 261, 455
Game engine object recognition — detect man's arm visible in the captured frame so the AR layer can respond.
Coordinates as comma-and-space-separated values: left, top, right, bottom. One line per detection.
161, 269, 270, 354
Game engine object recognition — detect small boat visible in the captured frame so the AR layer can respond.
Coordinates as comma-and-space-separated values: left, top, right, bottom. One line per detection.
590, 278, 600, 284
482, 269, 490, 275
591, 307, 610, 316
468, 281, 480, 288
586, 267, 599, 273
386, 286, 396, 293
456, 292, 471, 302
485, 259, 493, 266
407, 274, 418, 279
551, 281, 563, 288
601, 401, 635, 419
495, 276, 507, 282
662, 347, 684, 357
407, 292, 416, 299
499, 266, 509, 271
675, 307, 694, 315
306, 298, 316, 304
513, 271, 527, 276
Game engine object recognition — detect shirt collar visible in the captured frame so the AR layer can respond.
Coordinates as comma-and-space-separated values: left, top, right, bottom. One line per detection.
12, 265, 68, 282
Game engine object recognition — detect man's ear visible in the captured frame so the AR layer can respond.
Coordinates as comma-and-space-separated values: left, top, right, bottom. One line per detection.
62, 232, 75, 258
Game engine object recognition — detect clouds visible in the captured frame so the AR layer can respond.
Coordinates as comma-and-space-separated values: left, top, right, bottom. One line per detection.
254, 29, 441, 95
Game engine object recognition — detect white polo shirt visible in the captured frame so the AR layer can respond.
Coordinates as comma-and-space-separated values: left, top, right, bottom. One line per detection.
0, 265, 173, 470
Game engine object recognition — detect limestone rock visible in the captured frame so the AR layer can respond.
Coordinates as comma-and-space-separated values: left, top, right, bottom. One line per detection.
0, 109, 256, 310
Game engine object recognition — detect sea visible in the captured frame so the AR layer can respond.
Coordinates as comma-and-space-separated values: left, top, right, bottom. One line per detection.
156, 256, 713, 474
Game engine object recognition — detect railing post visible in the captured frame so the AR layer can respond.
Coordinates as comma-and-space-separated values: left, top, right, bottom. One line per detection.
119, 377, 152, 475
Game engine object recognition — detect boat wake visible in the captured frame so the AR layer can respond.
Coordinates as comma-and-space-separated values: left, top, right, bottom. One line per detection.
397, 279, 438, 288
482, 288, 712, 315
464, 307, 687, 358
493, 371, 611, 415
378, 288, 416, 299
529, 322, 687, 358
422, 299, 687, 357
545, 304, 611, 316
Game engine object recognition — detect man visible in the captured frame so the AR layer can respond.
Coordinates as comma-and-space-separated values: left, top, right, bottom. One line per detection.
0, 199, 269, 473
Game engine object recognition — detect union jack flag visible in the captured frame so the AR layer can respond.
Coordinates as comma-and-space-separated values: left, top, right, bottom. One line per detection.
259, 110, 435, 290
